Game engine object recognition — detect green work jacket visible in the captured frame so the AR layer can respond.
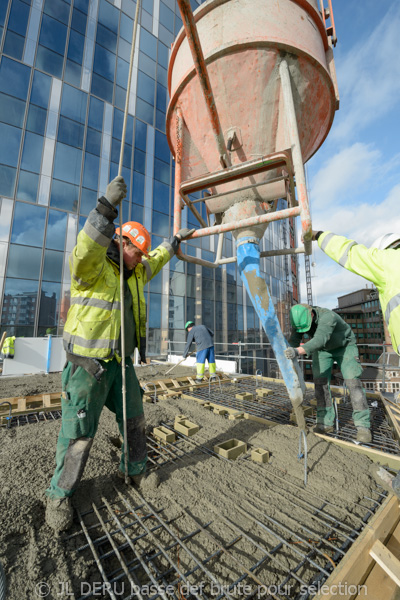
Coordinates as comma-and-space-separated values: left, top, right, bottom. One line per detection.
289, 306, 355, 356
318, 232, 400, 355
63, 203, 173, 360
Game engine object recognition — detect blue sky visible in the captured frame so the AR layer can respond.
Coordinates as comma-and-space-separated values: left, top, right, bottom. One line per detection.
301, 0, 400, 308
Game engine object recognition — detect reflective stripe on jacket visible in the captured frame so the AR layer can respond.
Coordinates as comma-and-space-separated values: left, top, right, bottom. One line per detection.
1, 336, 15, 358
318, 231, 400, 354
63, 203, 173, 359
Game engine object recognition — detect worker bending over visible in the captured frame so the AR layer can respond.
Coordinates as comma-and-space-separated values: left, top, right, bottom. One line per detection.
312, 230, 400, 496
285, 304, 371, 443
45, 176, 193, 531
183, 321, 216, 383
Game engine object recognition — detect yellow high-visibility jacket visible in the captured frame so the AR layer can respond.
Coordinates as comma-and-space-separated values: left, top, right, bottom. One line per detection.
63, 202, 174, 360
1, 336, 15, 358
318, 232, 400, 354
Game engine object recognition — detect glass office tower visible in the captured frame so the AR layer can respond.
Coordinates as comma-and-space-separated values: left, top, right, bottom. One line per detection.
0, 0, 299, 369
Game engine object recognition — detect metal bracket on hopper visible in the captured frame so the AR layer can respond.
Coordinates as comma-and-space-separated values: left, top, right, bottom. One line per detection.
174, 150, 305, 268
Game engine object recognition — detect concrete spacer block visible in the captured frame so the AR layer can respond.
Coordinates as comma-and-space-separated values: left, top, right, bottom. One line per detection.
214, 438, 247, 460
153, 426, 176, 443
251, 448, 270, 463
174, 418, 199, 436
256, 388, 273, 398
236, 392, 254, 401
202, 402, 213, 410
213, 407, 228, 415
227, 409, 244, 420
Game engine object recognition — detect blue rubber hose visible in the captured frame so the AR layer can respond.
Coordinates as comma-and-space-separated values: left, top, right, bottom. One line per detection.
237, 240, 306, 430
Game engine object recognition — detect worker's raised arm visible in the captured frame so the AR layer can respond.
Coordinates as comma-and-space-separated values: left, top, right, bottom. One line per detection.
141, 227, 195, 285
71, 177, 126, 287
316, 232, 386, 289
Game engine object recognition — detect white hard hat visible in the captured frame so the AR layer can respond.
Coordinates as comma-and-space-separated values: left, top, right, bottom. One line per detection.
371, 233, 400, 250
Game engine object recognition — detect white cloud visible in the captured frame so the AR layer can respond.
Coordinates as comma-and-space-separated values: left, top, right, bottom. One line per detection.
333, 5, 400, 140
299, 183, 400, 307
310, 143, 380, 207
301, 254, 373, 309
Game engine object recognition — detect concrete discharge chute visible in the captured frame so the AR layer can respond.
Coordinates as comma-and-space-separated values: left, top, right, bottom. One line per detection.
167, 0, 339, 429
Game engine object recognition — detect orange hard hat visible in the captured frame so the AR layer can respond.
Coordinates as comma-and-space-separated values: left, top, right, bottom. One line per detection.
115, 221, 151, 256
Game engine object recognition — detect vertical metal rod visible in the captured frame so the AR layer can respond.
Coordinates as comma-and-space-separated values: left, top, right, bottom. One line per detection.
76, 508, 118, 600
216, 233, 224, 262
382, 343, 386, 391
298, 429, 308, 486
279, 59, 312, 255
117, 0, 142, 486
176, 0, 230, 168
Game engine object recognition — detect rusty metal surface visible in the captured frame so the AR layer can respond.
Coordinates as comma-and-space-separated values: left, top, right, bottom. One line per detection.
167, 0, 337, 202
176, 0, 230, 169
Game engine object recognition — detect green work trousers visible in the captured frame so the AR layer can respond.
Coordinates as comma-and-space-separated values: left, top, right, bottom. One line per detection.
312, 344, 370, 429
46, 357, 146, 499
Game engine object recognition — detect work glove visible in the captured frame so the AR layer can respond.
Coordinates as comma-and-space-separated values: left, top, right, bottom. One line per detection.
105, 176, 127, 207
284, 347, 299, 360
175, 227, 195, 241
311, 230, 323, 241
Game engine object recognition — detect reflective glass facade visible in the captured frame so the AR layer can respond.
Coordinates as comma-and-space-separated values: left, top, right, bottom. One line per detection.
0, 0, 299, 365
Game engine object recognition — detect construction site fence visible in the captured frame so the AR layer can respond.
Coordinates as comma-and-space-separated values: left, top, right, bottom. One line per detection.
167, 341, 395, 392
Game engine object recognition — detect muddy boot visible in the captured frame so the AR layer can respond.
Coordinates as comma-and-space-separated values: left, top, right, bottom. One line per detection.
46, 497, 73, 532
313, 424, 334, 434
356, 428, 372, 444
195, 377, 203, 384
117, 470, 160, 491
209, 374, 217, 382
369, 464, 398, 496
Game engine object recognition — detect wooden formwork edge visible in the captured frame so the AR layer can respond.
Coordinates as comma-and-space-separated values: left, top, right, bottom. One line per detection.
314, 432, 400, 470
315, 494, 400, 600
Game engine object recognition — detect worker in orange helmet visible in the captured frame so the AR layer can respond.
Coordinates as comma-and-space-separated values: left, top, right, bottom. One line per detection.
45, 176, 194, 531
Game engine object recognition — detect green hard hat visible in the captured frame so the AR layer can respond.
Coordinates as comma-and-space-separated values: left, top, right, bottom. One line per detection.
185, 320, 195, 330
290, 304, 313, 333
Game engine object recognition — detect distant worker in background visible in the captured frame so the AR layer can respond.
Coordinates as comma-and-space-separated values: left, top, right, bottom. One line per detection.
45, 175, 194, 532
285, 304, 371, 443
183, 321, 217, 383
310, 230, 400, 497
1, 336, 15, 359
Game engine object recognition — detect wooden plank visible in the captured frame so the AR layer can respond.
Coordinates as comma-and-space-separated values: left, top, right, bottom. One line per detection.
0, 331, 6, 353
315, 495, 400, 600
355, 522, 400, 599
156, 380, 168, 391
369, 539, 400, 587
382, 399, 400, 442
314, 432, 400, 470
